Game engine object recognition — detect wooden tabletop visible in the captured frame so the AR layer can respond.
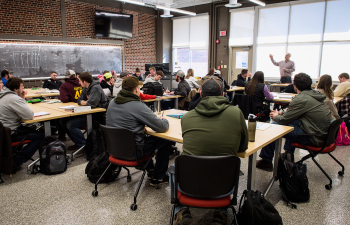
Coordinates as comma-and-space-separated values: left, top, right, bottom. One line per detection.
145, 109, 294, 159
269, 92, 344, 104
25, 88, 60, 98
23, 104, 71, 123
38, 102, 106, 116
142, 95, 182, 103
227, 86, 245, 92
270, 83, 291, 87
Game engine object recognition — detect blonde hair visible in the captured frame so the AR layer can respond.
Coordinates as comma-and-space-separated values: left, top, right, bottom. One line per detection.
185, 69, 194, 79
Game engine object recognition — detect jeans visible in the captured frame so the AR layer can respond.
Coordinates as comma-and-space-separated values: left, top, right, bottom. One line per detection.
280, 77, 292, 92
54, 119, 66, 137
60, 116, 87, 147
138, 136, 172, 180
259, 120, 313, 162
11, 126, 45, 164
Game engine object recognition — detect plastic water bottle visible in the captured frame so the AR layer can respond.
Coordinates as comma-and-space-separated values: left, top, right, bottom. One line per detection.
248, 114, 257, 142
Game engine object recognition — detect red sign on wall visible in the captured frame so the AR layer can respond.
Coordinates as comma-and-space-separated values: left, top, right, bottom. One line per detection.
220, 31, 226, 36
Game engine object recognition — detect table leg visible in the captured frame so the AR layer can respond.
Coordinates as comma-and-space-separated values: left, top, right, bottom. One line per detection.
153, 101, 157, 112
44, 121, 51, 137
158, 99, 161, 112
263, 137, 282, 196
247, 152, 257, 190
174, 98, 178, 109
86, 114, 92, 135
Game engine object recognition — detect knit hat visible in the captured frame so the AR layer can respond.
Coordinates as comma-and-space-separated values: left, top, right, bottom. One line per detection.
104, 73, 113, 79
201, 76, 224, 97
122, 76, 139, 90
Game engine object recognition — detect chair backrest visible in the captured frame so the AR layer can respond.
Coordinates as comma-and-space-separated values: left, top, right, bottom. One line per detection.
99, 124, 137, 159
325, 118, 344, 146
175, 155, 241, 199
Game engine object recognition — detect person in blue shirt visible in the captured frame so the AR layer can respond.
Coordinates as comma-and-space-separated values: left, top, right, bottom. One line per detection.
1, 69, 13, 86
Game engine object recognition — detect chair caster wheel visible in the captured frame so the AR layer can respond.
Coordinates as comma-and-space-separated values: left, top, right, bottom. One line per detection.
127, 176, 131, 182
92, 190, 98, 197
130, 204, 137, 211
325, 184, 332, 190
338, 171, 344, 176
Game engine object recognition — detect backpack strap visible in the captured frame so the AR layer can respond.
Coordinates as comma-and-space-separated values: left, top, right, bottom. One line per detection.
280, 185, 297, 209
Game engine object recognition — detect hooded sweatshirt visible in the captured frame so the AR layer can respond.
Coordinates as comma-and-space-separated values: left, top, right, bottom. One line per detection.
107, 89, 169, 144
59, 77, 82, 103
77, 80, 108, 109
181, 96, 248, 156
274, 89, 331, 146
112, 78, 123, 96
0, 87, 34, 132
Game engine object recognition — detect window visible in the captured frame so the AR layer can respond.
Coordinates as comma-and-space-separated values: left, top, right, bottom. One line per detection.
324, 0, 350, 41
173, 48, 190, 73
173, 18, 190, 47
173, 48, 208, 77
229, 10, 255, 46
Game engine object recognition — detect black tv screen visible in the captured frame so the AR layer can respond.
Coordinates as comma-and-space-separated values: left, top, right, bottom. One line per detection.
95, 10, 133, 39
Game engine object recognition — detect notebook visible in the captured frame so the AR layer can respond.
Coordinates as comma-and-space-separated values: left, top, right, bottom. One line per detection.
167, 113, 186, 119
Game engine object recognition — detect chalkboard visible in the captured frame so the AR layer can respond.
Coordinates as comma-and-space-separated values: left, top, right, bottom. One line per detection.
0, 44, 122, 78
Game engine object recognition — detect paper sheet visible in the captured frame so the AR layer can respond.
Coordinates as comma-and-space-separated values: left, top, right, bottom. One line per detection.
59, 105, 77, 110
34, 112, 50, 117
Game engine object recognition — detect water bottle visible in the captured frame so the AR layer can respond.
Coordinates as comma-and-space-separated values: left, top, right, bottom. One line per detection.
248, 114, 257, 142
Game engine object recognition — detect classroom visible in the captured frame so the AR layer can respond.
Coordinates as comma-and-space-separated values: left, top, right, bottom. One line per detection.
0, 0, 350, 224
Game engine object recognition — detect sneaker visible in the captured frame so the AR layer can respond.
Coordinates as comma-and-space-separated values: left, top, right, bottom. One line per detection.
256, 159, 273, 172
281, 152, 294, 162
150, 174, 169, 187
68, 145, 83, 151
211, 211, 227, 225
173, 208, 193, 225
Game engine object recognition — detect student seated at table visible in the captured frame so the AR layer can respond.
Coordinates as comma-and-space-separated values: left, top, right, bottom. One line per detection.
1, 69, 13, 87
256, 73, 331, 171
107, 76, 172, 186
233, 69, 251, 87
100, 72, 114, 96
133, 68, 143, 81
43, 71, 62, 90
0, 78, 44, 165
185, 69, 200, 89
213, 69, 230, 91
245, 71, 274, 121
165, 70, 191, 109
316, 74, 339, 120
143, 70, 164, 84
113, 70, 131, 96
173, 77, 248, 225
60, 70, 82, 103
334, 73, 350, 97
146, 66, 156, 79
61, 72, 108, 150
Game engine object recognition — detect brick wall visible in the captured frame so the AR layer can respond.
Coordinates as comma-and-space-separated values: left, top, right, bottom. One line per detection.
0, 0, 156, 75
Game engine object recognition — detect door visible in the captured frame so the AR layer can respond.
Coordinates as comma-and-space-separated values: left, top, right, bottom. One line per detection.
230, 47, 253, 85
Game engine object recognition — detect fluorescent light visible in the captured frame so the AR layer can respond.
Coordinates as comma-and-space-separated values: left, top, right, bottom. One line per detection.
156, 5, 196, 16
248, 0, 266, 6
118, 0, 146, 6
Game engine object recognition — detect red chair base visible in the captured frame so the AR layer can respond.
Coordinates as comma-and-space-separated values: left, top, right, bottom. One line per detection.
177, 190, 231, 208
109, 154, 152, 167
292, 143, 336, 153
12, 140, 31, 147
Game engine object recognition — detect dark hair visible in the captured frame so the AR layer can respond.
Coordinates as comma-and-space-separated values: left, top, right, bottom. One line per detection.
156, 70, 164, 77
246, 71, 265, 97
122, 76, 139, 92
135, 68, 140, 73
339, 73, 349, 80
105, 77, 111, 82
241, 69, 248, 75
293, 73, 312, 91
51, 71, 57, 75
6, 77, 23, 91
79, 72, 93, 83
317, 74, 333, 99
1, 70, 9, 78
208, 68, 215, 76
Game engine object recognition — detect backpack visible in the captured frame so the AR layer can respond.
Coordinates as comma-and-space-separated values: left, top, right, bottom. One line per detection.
38, 136, 68, 175
237, 190, 283, 225
143, 82, 164, 96
335, 121, 350, 146
278, 154, 310, 208
85, 152, 121, 183
84, 127, 105, 161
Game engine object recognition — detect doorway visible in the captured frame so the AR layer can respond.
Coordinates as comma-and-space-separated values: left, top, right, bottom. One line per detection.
230, 46, 253, 85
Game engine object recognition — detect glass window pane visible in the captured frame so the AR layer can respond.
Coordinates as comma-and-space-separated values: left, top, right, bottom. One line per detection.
173, 18, 190, 47
229, 10, 255, 46
190, 16, 209, 49
191, 50, 208, 78
256, 44, 287, 78
287, 43, 321, 79
258, 6, 289, 44
324, 0, 350, 41
288, 2, 325, 43
173, 48, 190, 73
320, 42, 350, 81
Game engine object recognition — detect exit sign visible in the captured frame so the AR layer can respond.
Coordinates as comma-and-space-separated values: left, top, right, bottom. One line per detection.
220, 31, 226, 36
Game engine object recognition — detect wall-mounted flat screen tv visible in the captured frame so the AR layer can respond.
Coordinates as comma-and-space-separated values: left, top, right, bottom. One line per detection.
95, 10, 133, 39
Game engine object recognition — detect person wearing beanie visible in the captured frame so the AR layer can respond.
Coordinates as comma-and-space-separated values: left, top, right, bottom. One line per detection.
172, 76, 248, 225
100, 72, 115, 96
133, 68, 143, 81
107, 76, 172, 187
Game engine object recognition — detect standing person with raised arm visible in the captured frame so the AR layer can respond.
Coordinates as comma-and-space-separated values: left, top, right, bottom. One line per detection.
269, 53, 295, 84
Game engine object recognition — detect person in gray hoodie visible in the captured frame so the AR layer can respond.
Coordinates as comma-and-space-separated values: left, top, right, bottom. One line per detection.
107, 76, 172, 187
61, 72, 108, 150
112, 70, 131, 96
0, 77, 44, 164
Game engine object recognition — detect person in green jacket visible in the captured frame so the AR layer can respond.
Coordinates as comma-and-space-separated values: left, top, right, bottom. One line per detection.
257, 73, 331, 171
172, 77, 248, 225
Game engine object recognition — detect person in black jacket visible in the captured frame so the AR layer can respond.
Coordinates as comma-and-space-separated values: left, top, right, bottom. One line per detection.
43, 71, 62, 90
100, 72, 114, 96
234, 69, 251, 87
133, 68, 143, 81
166, 70, 191, 97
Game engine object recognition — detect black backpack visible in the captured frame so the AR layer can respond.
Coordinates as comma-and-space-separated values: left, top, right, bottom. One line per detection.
143, 82, 164, 96
84, 127, 104, 161
85, 152, 121, 183
237, 190, 283, 225
38, 136, 68, 175
278, 154, 310, 209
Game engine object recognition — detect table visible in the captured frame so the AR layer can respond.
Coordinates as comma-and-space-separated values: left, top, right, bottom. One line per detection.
270, 83, 315, 92
25, 88, 60, 98
142, 95, 182, 112
227, 86, 245, 92
270, 92, 344, 105
145, 109, 294, 195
